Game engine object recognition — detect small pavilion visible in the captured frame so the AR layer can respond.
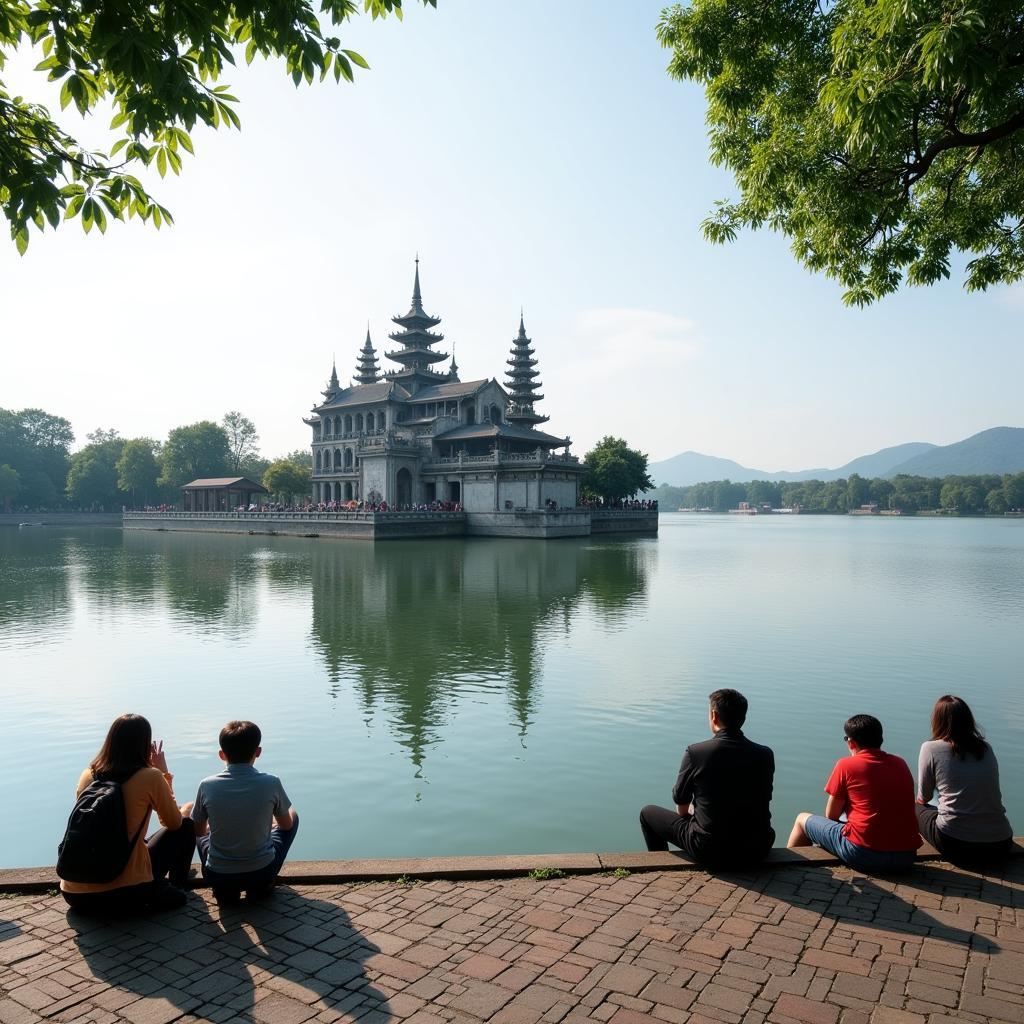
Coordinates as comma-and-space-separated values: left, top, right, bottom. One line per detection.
181, 477, 268, 512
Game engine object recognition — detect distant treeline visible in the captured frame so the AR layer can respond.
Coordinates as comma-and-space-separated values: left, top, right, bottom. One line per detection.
649, 472, 1024, 515
0, 406, 311, 511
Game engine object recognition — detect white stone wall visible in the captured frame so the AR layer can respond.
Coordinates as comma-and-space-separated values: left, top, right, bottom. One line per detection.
541, 477, 578, 508
464, 478, 495, 511
498, 479, 529, 509
361, 456, 389, 502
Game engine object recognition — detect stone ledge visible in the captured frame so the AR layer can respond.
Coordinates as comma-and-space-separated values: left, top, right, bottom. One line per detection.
2, 838, 1020, 894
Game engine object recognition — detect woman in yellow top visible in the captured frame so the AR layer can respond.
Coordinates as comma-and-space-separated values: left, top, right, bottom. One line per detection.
61, 713, 196, 915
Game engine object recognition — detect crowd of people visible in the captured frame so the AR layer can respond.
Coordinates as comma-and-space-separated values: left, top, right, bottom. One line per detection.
581, 498, 658, 510
56, 691, 1013, 920
640, 691, 1013, 873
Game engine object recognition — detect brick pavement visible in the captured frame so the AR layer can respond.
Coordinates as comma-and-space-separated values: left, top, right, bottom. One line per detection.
1, 858, 1022, 1024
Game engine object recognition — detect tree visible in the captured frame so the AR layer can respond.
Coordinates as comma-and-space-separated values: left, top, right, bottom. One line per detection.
581, 436, 654, 502
116, 438, 160, 507
658, 1, 1024, 305
986, 488, 1008, 514
2, 1, 436, 252
159, 421, 231, 489
0, 406, 73, 505
846, 473, 871, 508
222, 411, 260, 473
0, 464, 20, 510
1004, 471, 1024, 510
263, 459, 311, 501
66, 434, 126, 508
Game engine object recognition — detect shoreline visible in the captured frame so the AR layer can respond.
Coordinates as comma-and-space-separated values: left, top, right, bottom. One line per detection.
3, 838, 1021, 893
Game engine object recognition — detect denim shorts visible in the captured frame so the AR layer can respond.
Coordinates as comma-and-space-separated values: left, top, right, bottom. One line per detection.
803, 815, 916, 874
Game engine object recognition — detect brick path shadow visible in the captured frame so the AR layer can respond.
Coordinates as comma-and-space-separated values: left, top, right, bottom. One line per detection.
68, 885, 392, 1023
724, 859, 1019, 953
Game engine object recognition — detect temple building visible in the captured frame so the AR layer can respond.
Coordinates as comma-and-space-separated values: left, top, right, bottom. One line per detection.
305, 261, 584, 513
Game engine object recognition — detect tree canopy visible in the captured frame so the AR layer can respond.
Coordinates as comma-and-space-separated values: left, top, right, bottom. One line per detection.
222, 411, 259, 473
1, 1, 435, 252
0, 406, 72, 505
582, 436, 654, 502
263, 459, 310, 501
158, 421, 231, 489
658, 0, 1024, 304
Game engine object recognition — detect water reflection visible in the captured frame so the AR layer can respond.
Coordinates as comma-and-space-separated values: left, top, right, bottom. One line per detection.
308, 539, 652, 766
97, 531, 652, 768
0, 528, 73, 643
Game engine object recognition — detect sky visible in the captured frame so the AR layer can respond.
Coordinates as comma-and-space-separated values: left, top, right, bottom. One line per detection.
1, 1, 1022, 471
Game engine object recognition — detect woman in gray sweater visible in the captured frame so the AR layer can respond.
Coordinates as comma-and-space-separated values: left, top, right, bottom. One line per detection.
917, 695, 1013, 867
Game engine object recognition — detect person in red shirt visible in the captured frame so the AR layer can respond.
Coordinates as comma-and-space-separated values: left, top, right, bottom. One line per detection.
787, 714, 921, 873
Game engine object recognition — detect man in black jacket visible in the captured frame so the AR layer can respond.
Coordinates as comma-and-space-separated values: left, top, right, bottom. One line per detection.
640, 689, 775, 868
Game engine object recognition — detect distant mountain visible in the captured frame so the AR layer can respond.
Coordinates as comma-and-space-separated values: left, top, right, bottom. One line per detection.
886, 427, 1024, 477
647, 451, 764, 488
649, 429, 1024, 488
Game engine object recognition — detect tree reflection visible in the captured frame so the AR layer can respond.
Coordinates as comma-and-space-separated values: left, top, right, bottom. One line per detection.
0, 527, 73, 639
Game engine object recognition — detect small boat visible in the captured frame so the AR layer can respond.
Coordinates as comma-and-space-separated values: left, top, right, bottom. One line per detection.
18, 522, 44, 528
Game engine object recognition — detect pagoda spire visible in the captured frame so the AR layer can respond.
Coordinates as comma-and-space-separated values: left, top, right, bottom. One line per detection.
448, 343, 460, 381
354, 326, 382, 385
504, 311, 548, 427
322, 356, 341, 399
384, 257, 449, 394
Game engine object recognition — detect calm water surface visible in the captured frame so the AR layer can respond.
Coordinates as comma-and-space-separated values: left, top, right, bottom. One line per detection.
1, 515, 1021, 867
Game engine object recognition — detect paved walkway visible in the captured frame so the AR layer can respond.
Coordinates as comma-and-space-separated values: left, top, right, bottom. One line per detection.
1, 858, 1022, 1024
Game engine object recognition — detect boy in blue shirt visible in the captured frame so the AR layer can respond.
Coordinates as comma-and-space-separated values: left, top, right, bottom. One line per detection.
192, 721, 298, 903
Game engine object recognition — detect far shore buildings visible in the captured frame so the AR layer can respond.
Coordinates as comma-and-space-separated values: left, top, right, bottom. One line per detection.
305, 261, 585, 512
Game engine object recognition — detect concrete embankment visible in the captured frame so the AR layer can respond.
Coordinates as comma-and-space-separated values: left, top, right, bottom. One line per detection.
3, 839, 1020, 893
123, 508, 659, 540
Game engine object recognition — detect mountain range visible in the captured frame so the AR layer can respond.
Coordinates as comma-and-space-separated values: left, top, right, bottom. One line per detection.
649, 427, 1024, 488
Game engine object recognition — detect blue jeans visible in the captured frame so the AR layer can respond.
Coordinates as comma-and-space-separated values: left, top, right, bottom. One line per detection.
803, 815, 916, 874
197, 817, 299, 893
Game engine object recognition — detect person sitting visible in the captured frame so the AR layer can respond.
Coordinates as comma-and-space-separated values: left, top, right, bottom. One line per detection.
916, 695, 1013, 867
59, 714, 195, 915
639, 689, 775, 869
192, 720, 298, 904
788, 714, 920, 872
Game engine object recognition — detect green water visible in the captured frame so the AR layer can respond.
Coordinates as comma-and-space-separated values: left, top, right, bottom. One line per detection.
0, 515, 1021, 867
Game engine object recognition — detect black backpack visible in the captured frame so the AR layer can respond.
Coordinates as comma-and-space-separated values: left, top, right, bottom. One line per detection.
56, 777, 145, 883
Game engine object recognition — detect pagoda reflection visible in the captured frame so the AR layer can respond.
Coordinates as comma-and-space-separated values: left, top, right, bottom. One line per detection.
309, 538, 653, 768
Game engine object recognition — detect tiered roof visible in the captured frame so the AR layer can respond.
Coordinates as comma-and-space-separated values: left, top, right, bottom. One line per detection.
504, 314, 549, 426
354, 328, 382, 385
384, 258, 450, 393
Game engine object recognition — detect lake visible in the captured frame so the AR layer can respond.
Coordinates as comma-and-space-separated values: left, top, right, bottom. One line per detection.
1, 515, 1021, 868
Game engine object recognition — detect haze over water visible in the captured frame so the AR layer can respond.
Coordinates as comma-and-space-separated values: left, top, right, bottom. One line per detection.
1, 516, 1021, 869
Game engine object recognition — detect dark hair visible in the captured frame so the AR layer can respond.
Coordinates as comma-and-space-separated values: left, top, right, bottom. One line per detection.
844, 714, 883, 749
90, 713, 151, 783
931, 695, 987, 760
220, 720, 261, 763
709, 689, 748, 729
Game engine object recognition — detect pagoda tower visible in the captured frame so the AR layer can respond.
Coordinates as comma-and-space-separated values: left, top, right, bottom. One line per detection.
354, 328, 382, 385
448, 345, 460, 382
322, 358, 341, 400
384, 258, 449, 394
504, 313, 549, 426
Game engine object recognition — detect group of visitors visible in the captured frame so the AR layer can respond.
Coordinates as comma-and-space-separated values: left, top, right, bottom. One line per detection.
58, 692, 1013, 921
581, 498, 659, 510
58, 715, 297, 915
640, 690, 1014, 872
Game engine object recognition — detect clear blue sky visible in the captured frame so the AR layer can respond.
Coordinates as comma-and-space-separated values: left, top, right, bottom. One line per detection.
1, 1, 1020, 470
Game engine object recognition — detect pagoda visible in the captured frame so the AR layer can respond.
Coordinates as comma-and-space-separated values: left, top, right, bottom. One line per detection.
384, 258, 449, 394
354, 328, 382, 385
322, 359, 341, 400
504, 313, 549, 427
